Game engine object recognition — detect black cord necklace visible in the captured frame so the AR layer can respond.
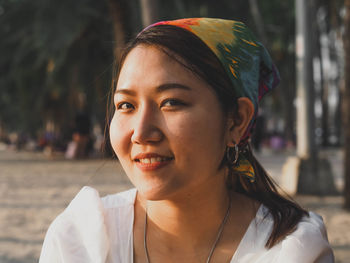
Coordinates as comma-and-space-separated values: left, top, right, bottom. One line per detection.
143, 196, 232, 263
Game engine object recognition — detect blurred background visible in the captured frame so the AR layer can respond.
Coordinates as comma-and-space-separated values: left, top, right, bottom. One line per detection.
0, 0, 350, 262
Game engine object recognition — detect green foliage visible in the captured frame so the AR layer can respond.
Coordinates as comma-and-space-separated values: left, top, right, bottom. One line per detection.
0, 0, 318, 140
0, 0, 113, 135
158, 0, 251, 23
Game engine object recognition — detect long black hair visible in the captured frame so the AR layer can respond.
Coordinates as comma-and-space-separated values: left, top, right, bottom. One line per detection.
109, 25, 308, 248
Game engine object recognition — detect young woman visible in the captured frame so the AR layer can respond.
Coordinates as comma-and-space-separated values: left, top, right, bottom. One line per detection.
39, 18, 334, 263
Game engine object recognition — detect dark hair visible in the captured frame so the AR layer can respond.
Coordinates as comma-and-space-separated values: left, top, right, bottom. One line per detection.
110, 25, 308, 248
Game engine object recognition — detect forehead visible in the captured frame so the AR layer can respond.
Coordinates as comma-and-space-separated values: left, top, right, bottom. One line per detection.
117, 45, 201, 90
120, 45, 171, 77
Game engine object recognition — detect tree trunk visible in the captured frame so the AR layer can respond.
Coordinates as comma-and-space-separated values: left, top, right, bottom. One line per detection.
328, 1, 343, 146
295, 0, 320, 194
248, 0, 268, 46
140, 0, 159, 27
108, 0, 132, 61
282, 80, 296, 145
295, 0, 317, 161
316, 9, 329, 147
343, 0, 350, 209
329, 1, 343, 146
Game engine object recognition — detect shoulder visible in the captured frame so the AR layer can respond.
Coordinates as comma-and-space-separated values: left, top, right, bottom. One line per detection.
101, 187, 137, 209
39, 186, 136, 263
236, 207, 334, 263
266, 211, 334, 263
286, 211, 330, 246
52, 186, 136, 226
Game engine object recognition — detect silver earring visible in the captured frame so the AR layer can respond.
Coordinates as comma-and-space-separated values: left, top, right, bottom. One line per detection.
226, 144, 239, 165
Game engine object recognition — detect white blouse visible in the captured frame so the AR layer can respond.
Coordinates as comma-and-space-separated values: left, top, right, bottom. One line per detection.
39, 187, 334, 263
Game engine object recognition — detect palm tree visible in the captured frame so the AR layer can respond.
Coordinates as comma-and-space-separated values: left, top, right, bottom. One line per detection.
343, 0, 350, 209
140, 0, 160, 27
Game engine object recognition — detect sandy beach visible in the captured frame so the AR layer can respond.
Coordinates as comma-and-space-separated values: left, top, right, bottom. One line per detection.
0, 150, 349, 262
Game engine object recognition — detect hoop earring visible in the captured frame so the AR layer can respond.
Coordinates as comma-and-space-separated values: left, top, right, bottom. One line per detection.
226, 144, 239, 166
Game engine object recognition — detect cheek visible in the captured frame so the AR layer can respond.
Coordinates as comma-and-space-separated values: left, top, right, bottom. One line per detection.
167, 111, 226, 158
109, 114, 130, 157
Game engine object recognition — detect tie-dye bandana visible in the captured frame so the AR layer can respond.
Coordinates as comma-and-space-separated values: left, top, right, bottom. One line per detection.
148, 18, 280, 182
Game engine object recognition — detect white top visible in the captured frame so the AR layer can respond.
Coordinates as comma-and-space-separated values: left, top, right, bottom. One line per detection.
39, 186, 334, 263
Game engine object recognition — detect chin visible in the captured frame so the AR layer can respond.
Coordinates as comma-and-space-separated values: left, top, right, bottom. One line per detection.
134, 181, 180, 201
127, 170, 179, 201
136, 186, 169, 201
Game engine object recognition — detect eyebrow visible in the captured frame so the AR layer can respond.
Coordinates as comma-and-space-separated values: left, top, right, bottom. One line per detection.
115, 83, 191, 95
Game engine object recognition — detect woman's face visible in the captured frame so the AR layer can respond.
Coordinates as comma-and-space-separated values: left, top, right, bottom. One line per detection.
110, 45, 231, 200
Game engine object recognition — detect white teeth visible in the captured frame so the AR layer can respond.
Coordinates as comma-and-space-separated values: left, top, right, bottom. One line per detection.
141, 158, 150, 164
138, 157, 170, 164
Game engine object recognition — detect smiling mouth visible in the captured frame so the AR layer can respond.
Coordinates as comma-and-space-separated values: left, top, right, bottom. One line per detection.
136, 157, 174, 164
134, 155, 174, 171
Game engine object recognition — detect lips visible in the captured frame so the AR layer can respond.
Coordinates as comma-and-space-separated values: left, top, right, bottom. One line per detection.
133, 153, 174, 171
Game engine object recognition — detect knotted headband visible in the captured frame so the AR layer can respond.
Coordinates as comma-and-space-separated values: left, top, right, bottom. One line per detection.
145, 18, 280, 182
147, 18, 280, 145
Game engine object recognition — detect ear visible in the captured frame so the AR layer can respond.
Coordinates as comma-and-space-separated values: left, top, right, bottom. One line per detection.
226, 97, 255, 147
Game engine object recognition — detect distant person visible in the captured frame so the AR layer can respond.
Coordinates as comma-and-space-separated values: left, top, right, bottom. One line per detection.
40, 18, 334, 262
65, 111, 91, 159
270, 131, 286, 152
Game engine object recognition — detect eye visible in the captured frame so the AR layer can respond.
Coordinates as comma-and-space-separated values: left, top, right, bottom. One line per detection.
117, 102, 134, 111
161, 99, 187, 108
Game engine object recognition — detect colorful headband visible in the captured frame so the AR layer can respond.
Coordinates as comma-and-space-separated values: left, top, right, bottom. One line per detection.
147, 18, 280, 146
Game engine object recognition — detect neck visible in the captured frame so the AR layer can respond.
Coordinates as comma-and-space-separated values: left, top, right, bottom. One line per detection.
138, 175, 230, 247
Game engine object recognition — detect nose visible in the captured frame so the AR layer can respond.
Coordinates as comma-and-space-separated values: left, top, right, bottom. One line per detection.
131, 104, 163, 145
